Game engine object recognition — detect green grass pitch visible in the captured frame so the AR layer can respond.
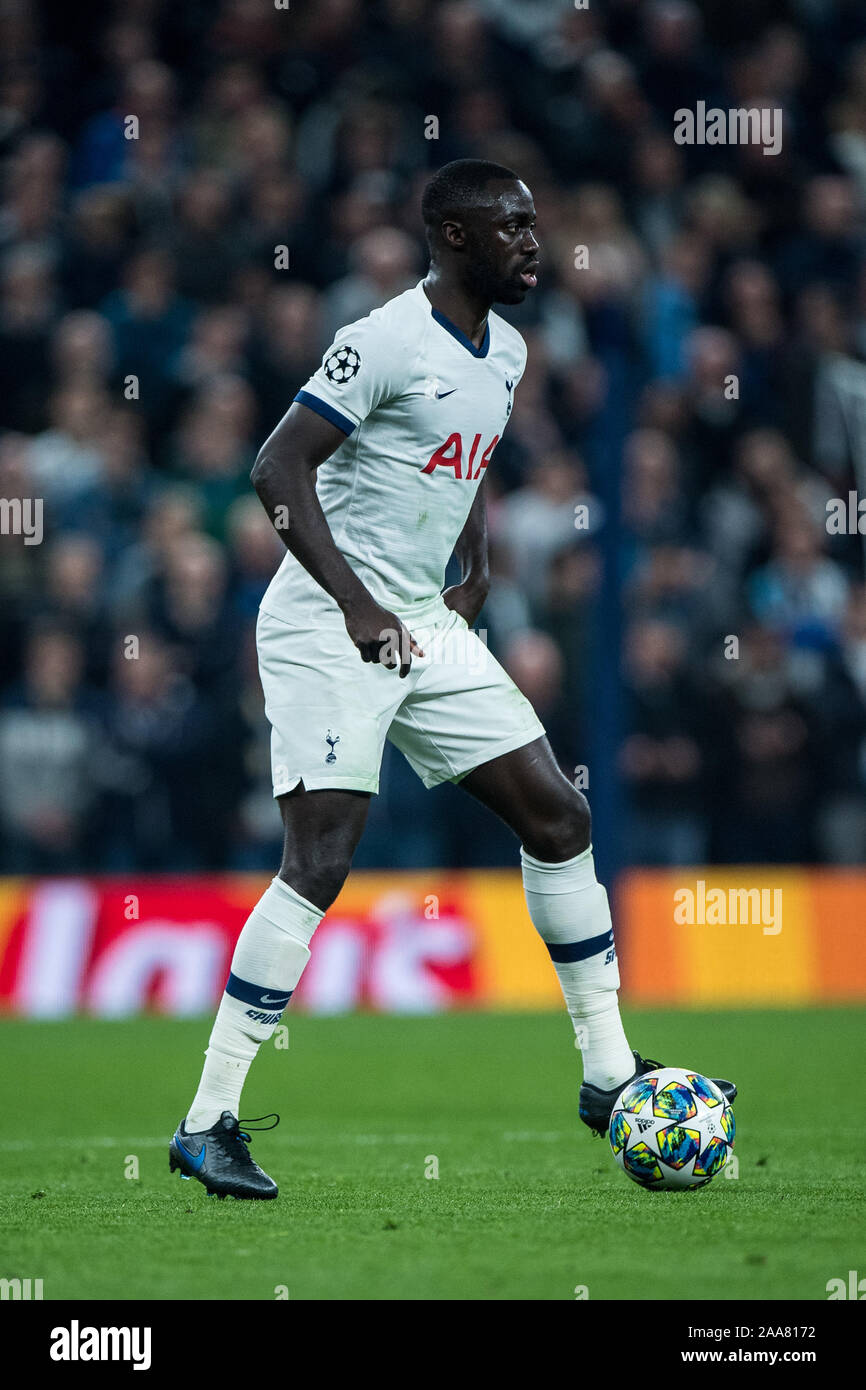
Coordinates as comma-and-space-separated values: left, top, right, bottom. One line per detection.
0, 1008, 863, 1301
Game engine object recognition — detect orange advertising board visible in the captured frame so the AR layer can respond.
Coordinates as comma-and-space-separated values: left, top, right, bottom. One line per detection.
0, 869, 862, 1016
616, 869, 866, 1005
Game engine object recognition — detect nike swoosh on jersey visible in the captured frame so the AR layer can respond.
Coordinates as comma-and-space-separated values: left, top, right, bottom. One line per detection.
435, 388, 458, 398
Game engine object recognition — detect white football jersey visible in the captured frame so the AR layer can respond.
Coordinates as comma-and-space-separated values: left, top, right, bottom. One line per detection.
260, 280, 526, 627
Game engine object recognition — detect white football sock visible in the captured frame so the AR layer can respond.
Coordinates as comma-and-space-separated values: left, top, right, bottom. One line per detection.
185, 877, 323, 1132
521, 844, 634, 1090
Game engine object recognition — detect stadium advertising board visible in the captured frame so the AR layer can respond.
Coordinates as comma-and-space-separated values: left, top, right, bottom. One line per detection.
0, 871, 862, 1017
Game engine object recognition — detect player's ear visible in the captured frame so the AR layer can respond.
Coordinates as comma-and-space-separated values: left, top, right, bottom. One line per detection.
441, 218, 466, 251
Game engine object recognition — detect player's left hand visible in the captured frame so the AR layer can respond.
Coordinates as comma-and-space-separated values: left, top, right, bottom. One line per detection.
442, 580, 489, 628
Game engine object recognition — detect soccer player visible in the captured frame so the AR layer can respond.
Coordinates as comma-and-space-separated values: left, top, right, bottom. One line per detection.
170, 161, 735, 1198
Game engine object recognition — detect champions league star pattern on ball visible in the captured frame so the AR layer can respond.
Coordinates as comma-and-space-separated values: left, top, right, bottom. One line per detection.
609, 1066, 736, 1190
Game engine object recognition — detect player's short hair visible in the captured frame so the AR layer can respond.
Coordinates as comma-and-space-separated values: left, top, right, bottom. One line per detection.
421, 159, 519, 246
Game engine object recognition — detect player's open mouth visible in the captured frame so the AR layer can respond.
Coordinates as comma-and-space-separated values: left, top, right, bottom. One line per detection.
519, 262, 539, 288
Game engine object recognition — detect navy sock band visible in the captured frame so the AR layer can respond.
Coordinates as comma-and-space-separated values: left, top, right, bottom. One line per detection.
225, 973, 293, 1011
546, 928, 614, 964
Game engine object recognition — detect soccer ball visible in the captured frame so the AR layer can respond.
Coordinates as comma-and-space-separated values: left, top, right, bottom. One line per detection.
609, 1066, 735, 1190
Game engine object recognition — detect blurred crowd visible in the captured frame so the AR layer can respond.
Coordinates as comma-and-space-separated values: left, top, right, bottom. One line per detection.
3, 0, 866, 872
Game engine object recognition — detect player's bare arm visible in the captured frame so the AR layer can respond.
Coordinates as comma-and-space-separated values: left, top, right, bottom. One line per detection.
251, 403, 424, 677
442, 474, 490, 626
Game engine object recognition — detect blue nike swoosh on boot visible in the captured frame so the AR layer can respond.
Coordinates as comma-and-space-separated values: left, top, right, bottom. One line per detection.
176, 1136, 207, 1172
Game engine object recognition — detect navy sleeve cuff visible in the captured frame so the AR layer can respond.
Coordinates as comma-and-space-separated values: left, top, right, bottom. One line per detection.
294, 390, 356, 436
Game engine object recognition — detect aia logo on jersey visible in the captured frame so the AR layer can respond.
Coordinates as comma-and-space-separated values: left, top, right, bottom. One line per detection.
422, 432, 500, 480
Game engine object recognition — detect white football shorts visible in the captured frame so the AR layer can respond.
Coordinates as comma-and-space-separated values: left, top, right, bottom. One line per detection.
256, 602, 545, 796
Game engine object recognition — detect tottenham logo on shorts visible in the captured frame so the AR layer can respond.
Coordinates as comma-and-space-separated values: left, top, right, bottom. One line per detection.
324, 345, 361, 384
325, 729, 340, 763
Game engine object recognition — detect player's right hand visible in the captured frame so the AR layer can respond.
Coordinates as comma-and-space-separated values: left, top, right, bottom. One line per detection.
342, 598, 424, 677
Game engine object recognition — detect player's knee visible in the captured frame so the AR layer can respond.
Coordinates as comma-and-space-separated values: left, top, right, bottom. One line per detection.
525, 788, 591, 862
